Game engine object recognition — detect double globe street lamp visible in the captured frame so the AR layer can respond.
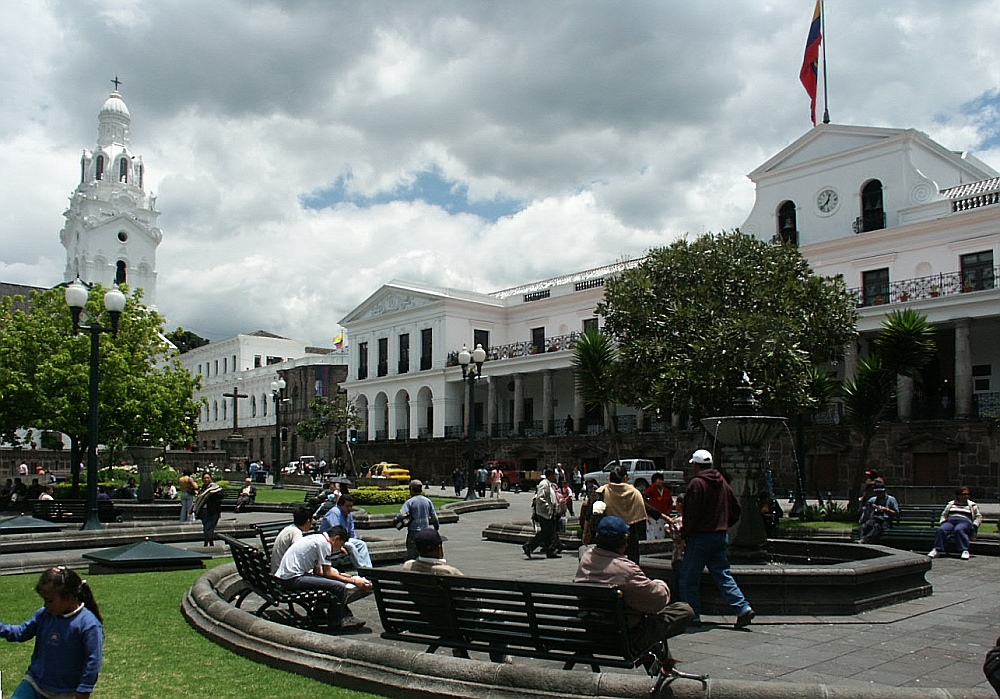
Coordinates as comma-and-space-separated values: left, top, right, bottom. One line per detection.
458, 343, 487, 501
271, 377, 287, 488
64, 278, 127, 531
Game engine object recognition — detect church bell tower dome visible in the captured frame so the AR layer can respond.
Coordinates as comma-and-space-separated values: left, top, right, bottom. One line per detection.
60, 82, 161, 305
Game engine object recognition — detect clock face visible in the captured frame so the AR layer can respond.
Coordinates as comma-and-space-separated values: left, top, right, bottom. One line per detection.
816, 188, 839, 214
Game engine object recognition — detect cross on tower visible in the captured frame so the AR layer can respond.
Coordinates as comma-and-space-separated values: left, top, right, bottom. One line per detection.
111, 75, 122, 91
223, 385, 249, 436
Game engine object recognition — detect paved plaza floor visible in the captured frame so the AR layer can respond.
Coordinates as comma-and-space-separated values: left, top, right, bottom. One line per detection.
350, 490, 999, 694
4, 491, 997, 695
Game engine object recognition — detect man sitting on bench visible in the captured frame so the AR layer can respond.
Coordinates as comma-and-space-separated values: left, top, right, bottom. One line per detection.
575, 515, 694, 671
320, 495, 373, 569
274, 524, 372, 630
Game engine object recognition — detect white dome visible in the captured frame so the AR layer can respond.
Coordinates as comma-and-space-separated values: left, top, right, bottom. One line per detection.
101, 92, 130, 118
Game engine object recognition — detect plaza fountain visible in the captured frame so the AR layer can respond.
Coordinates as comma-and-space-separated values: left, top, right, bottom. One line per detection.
640, 375, 932, 616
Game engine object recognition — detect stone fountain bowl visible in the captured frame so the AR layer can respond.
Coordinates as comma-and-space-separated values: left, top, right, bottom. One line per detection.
643, 539, 932, 616
700, 415, 788, 448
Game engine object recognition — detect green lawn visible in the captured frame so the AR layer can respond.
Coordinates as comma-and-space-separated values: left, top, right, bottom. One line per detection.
0, 562, 382, 699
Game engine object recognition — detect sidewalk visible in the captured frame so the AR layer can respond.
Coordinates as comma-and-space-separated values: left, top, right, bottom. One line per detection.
380, 490, 999, 693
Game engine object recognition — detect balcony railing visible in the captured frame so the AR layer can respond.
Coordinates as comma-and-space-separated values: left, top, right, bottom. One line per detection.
848, 267, 997, 307
484, 332, 580, 362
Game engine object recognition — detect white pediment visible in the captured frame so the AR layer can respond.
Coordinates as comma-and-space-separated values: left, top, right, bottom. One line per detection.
342, 285, 442, 324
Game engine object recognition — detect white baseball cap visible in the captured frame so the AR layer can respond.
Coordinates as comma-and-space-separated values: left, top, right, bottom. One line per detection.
690, 449, 713, 465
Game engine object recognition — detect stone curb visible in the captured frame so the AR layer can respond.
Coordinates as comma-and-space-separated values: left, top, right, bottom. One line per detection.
182, 563, 995, 699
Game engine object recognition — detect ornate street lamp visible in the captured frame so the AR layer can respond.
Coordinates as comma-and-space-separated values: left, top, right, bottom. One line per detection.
271, 376, 287, 488
64, 278, 126, 531
458, 343, 487, 501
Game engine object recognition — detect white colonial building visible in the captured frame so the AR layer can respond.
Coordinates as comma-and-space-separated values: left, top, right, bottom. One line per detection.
177, 331, 347, 459
339, 262, 645, 443
742, 124, 1000, 424
60, 90, 161, 304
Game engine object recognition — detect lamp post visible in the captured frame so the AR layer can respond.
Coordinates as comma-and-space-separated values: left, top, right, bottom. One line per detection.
458, 343, 487, 501
64, 278, 126, 531
271, 376, 287, 488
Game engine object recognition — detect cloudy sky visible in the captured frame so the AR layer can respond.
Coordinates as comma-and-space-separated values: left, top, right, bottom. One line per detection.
2, 1, 999, 346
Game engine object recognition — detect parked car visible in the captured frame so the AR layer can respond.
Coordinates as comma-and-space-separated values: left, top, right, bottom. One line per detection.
359, 462, 411, 484
585, 459, 684, 491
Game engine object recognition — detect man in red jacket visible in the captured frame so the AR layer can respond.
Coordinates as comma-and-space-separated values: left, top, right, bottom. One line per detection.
678, 449, 755, 629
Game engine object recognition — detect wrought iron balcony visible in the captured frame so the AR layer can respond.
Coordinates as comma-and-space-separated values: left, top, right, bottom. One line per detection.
848, 267, 997, 307
481, 332, 581, 362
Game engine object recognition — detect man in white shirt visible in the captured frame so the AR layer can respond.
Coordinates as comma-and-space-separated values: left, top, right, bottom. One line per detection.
269, 506, 314, 574
275, 525, 373, 630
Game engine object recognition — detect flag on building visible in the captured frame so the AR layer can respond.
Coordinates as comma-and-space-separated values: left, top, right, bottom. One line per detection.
799, 0, 823, 126
333, 332, 345, 349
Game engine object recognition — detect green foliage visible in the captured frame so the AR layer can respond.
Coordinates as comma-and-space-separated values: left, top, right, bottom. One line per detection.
0, 565, 381, 699
350, 486, 409, 506
165, 326, 210, 353
599, 232, 857, 419
0, 286, 202, 456
842, 310, 936, 483
572, 329, 622, 461
296, 397, 362, 443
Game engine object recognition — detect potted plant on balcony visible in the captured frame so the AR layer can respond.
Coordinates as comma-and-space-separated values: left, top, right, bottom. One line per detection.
963, 278, 975, 292
929, 284, 941, 297
898, 291, 909, 302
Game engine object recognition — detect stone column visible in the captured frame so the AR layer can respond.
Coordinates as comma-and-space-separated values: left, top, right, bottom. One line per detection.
897, 375, 914, 421
129, 445, 161, 504
843, 336, 859, 383
955, 318, 973, 418
572, 385, 585, 434
513, 373, 525, 435
486, 376, 497, 437
432, 396, 450, 439
542, 370, 554, 434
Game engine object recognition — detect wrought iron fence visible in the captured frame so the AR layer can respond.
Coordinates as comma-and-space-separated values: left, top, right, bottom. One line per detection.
484, 332, 580, 362
848, 267, 997, 307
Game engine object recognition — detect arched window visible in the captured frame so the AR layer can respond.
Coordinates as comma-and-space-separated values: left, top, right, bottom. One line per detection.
861, 180, 885, 232
212, 401, 218, 421
119, 158, 129, 183
262, 394, 268, 417
95, 155, 105, 181
138, 162, 144, 189
115, 261, 127, 285
776, 201, 798, 245
251, 395, 257, 418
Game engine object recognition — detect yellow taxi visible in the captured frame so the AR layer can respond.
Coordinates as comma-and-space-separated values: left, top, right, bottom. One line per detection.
363, 462, 411, 484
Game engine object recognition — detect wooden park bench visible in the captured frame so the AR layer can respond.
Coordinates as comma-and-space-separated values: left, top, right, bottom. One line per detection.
255, 520, 353, 572
216, 532, 342, 631
854, 504, 945, 550
363, 568, 705, 694
31, 499, 122, 524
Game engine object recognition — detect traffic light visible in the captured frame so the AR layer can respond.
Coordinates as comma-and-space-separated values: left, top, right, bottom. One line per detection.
348, 428, 357, 443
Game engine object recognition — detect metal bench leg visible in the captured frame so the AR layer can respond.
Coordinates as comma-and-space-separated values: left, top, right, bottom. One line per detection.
649, 640, 707, 696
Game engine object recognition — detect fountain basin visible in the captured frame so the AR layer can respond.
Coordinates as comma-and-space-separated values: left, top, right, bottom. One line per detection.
643, 539, 932, 616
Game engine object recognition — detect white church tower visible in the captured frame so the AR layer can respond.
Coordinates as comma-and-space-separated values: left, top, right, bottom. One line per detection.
60, 85, 161, 305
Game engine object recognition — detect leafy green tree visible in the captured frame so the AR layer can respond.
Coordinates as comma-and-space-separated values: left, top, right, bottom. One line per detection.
571, 329, 621, 463
296, 397, 362, 472
0, 285, 202, 492
843, 309, 935, 502
599, 231, 858, 420
165, 327, 210, 353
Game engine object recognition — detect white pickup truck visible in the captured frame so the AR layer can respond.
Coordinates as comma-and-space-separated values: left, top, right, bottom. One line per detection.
584, 459, 685, 491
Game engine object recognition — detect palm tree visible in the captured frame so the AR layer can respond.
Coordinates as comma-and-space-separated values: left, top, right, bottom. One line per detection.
572, 329, 621, 464
842, 309, 935, 507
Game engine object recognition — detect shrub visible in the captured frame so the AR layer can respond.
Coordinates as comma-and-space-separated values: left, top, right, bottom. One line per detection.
351, 486, 409, 506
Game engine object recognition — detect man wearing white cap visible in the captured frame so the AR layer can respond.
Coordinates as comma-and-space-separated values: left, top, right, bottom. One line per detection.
678, 449, 755, 630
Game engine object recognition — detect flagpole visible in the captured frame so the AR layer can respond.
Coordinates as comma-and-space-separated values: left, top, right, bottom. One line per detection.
820, 0, 830, 124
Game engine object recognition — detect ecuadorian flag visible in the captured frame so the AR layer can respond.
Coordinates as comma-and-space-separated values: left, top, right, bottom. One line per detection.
333, 332, 345, 349
799, 0, 822, 126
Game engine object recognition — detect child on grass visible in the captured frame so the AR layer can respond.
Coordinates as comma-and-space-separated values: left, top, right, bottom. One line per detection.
0, 566, 104, 699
